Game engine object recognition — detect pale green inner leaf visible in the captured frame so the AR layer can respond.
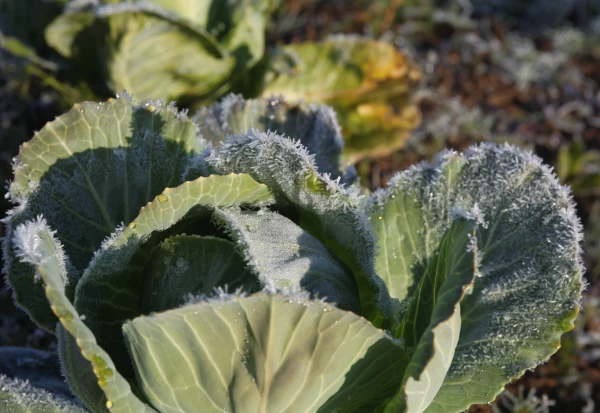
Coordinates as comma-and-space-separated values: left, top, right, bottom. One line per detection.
385, 219, 476, 413
123, 293, 409, 413
208, 130, 392, 325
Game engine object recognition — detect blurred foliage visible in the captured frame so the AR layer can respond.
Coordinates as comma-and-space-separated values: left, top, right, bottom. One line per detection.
262, 35, 421, 161
0, 0, 423, 161
491, 386, 555, 413
0, 34, 96, 106
557, 141, 600, 197
385, 0, 600, 30
585, 203, 600, 279
0, 0, 64, 50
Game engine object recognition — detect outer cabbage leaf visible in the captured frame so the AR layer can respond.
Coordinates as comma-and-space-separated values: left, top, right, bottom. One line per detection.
58, 325, 109, 413
194, 94, 350, 180
261, 35, 421, 161
368, 156, 465, 302
3, 97, 201, 331
367, 144, 583, 411
46, 4, 234, 101
10, 217, 156, 413
123, 292, 409, 413
207, 130, 392, 326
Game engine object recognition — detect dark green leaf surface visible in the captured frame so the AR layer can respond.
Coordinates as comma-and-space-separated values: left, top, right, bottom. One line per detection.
123, 293, 409, 413
58, 325, 109, 413
141, 235, 258, 313
394, 219, 476, 349
3, 97, 200, 330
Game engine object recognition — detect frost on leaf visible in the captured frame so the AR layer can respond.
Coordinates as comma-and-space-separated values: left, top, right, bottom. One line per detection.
207, 129, 392, 323
369, 143, 584, 411
212, 206, 361, 312
2, 97, 203, 330
194, 94, 351, 181
0, 375, 88, 413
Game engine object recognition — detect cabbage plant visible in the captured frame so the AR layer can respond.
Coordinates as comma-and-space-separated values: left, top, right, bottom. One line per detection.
42, 2, 421, 162
45, 0, 275, 102
1, 95, 583, 413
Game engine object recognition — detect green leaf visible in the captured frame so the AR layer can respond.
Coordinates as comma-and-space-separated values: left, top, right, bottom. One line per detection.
213, 207, 361, 312
394, 219, 476, 349
368, 156, 465, 302
140, 0, 269, 68
0, 374, 88, 413
44, 11, 95, 58
10, 217, 156, 413
123, 293, 409, 413
74, 173, 273, 386
136, 0, 214, 26
46, 4, 235, 101
3, 97, 201, 331
207, 130, 392, 326
385, 219, 477, 413
194, 94, 351, 181
58, 325, 109, 413
261, 35, 421, 162
368, 144, 583, 411
402, 308, 461, 413
141, 235, 258, 313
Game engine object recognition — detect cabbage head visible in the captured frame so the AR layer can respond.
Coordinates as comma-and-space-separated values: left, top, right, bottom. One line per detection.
2, 95, 583, 413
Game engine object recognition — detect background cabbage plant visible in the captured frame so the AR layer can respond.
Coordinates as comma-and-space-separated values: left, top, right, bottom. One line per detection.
30, 1, 423, 163
44, 0, 267, 102
259, 35, 422, 162
1, 95, 583, 413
